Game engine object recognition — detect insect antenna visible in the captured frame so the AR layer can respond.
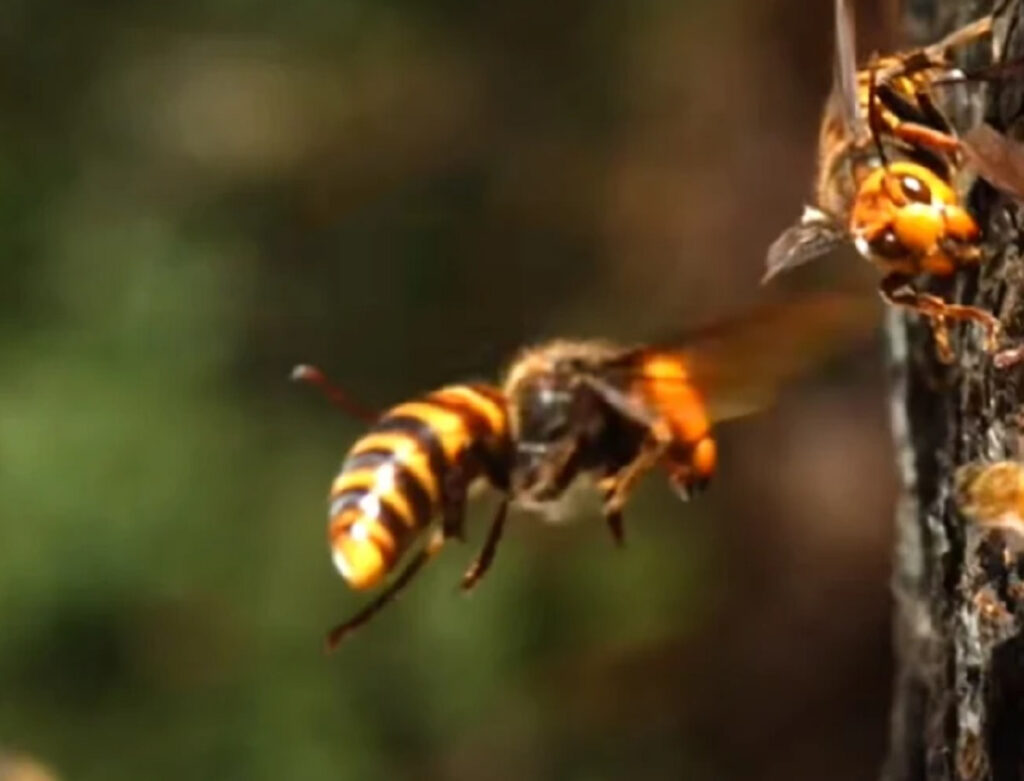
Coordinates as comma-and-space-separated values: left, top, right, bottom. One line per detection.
291, 364, 378, 423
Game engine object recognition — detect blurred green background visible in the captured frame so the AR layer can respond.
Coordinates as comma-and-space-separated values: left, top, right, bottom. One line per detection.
1, 0, 900, 779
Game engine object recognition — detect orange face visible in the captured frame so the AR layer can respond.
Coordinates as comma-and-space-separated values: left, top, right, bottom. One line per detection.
849, 161, 981, 277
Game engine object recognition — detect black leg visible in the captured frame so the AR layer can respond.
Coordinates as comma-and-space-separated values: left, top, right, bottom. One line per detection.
441, 468, 469, 541
324, 530, 445, 651
461, 500, 510, 592
605, 509, 626, 548
594, 441, 666, 548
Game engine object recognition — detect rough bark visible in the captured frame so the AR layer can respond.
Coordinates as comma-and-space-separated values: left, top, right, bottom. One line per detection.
884, 2, 1024, 780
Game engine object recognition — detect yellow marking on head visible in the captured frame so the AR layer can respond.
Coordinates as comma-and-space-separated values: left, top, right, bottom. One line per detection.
330, 468, 416, 527
893, 203, 944, 254
349, 432, 440, 504
385, 401, 472, 462
433, 385, 507, 436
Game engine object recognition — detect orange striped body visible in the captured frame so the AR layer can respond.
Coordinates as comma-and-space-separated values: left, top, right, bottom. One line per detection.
328, 384, 509, 589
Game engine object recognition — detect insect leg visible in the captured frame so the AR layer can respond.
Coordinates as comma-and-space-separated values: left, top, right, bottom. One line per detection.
291, 364, 378, 423
666, 464, 713, 502
603, 508, 626, 548
460, 499, 510, 591
870, 15, 992, 88
993, 344, 1024, 369
880, 273, 1002, 361
604, 443, 666, 507
596, 438, 667, 547
887, 121, 961, 154
325, 529, 445, 651
441, 467, 469, 541
925, 13, 994, 62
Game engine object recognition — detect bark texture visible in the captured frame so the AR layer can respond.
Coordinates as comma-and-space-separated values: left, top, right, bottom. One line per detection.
884, 2, 1024, 780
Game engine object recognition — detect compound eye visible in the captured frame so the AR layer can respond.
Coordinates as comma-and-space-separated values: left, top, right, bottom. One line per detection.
519, 384, 573, 442
870, 228, 905, 259
900, 175, 932, 204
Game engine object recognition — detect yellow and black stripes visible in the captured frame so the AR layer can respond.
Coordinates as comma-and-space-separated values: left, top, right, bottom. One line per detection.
328, 383, 510, 590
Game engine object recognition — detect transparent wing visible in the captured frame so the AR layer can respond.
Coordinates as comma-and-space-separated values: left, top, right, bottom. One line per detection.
681, 291, 880, 421
961, 123, 1024, 202
593, 292, 881, 425
764, 208, 848, 282
833, 0, 861, 132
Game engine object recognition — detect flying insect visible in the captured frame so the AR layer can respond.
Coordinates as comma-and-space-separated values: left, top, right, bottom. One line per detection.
297, 293, 876, 647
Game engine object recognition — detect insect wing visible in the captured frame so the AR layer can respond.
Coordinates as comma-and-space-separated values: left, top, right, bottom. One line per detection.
683, 293, 879, 421
578, 371, 661, 428
961, 123, 1024, 202
833, 0, 862, 132
599, 294, 881, 424
764, 208, 848, 282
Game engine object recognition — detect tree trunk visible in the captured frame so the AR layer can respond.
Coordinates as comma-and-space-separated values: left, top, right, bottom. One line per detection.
883, 1, 1024, 780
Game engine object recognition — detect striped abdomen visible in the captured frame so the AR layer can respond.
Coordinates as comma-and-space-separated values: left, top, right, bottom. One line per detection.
328, 384, 509, 589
